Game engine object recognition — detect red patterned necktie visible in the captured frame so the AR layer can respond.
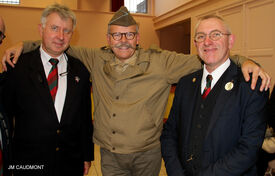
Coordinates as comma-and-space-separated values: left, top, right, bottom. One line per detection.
47, 58, 59, 102
202, 74, 213, 99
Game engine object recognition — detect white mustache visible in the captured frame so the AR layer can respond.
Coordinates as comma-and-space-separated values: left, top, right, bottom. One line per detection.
113, 42, 135, 49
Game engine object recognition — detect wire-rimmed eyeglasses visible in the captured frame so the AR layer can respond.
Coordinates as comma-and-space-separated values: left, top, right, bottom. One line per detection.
194, 30, 231, 43
109, 32, 137, 41
0, 31, 6, 44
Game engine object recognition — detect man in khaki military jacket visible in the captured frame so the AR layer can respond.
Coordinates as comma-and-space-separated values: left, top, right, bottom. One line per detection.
1, 6, 270, 176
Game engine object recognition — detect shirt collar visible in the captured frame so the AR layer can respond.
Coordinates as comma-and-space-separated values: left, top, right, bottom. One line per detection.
202, 58, 231, 90
111, 52, 137, 66
40, 45, 66, 66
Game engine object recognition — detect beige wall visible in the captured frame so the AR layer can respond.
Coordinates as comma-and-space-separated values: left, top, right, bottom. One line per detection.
77, 0, 110, 11
155, 0, 192, 16
0, 5, 158, 71
154, 0, 275, 88
8, 0, 110, 10
19, 0, 77, 9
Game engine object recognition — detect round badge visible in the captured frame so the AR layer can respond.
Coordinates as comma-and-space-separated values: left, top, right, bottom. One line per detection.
225, 82, 234, 91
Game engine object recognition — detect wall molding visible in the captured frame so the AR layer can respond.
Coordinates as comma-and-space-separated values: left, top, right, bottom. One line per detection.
153, 0, 208, 29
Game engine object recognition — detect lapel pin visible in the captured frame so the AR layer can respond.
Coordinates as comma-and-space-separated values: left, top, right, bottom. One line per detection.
225, 81, 234, 91
75, 76, 80, 83
192, 78, 196, 83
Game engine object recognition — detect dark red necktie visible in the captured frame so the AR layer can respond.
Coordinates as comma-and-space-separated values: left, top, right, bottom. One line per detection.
47, 58, 59, 102
202, 74, 213, 99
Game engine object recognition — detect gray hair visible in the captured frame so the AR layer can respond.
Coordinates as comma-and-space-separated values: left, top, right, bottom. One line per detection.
41, 3, 76, 29
107, 24, 139, 34
194, 15, 232, 34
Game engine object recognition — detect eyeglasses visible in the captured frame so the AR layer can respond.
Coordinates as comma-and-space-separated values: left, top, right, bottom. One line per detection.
194, 30, 231, 43
0, 31, 6, 44
109, 32, 137, 41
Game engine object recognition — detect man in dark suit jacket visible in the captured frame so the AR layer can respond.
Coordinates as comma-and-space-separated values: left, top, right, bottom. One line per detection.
0, 73, 11, 176
161, 15, 269, 176
3, 4, 93, 176
0, 16, 11, 176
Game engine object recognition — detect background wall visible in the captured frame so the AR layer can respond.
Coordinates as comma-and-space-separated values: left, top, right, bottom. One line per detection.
77, 0, 110, 11
19, 0, 77, 9
154, 0, 192, 16
0, 4, 158, 71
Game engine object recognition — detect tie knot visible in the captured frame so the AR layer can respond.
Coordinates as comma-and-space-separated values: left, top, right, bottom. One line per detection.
49, 58, 59, 66
206, 74, 213, 82
206, 74, 213, 88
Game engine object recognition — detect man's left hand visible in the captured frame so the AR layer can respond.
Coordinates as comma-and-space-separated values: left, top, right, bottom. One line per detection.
83, 161, 91, 175
242, 59, 271, 91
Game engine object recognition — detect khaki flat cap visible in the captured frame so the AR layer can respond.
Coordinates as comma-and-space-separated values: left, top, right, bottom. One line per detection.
108, 6, 137, 26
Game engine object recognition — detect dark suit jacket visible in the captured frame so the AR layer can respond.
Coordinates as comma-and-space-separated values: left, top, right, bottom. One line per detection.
161, 61, 268, 176
266, 85, 275, 129
3, 48, 94, 176
0, 73, 11, 176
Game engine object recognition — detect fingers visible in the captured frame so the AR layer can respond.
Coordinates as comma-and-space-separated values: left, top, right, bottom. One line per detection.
259, 69, 271, 91
265, 73, 271, 91
1, 55, 8, 72
250, 67, 260, 90
240, 59, 271, 91
1, 52, 15, 71
1, 42, 24, 71
241, 66, 251, 82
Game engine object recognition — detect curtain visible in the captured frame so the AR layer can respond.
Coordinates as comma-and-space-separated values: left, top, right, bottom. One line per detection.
111, 0, 124, 12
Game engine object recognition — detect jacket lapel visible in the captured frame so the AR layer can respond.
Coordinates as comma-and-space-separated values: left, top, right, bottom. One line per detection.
28, 48, 56, 115
60, 56, 78, 123
205, 61, 239, 138
182, 71, 202, 143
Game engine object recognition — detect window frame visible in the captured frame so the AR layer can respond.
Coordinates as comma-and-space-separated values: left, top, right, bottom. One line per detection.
0, 0, 20, 4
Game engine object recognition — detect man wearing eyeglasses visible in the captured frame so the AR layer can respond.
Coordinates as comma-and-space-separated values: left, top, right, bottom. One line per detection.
1, 7, 271, 176
0, 16, 11, 176
161, 15, 268, 176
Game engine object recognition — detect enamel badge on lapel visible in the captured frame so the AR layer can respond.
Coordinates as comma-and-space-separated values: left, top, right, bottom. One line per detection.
192, 78, 196, 83
75, 76, 80, 83
225, 81, 234, 91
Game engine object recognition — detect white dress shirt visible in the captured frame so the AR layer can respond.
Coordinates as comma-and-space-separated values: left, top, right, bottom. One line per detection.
201, 58, 231, 94
40, 46, 67, 122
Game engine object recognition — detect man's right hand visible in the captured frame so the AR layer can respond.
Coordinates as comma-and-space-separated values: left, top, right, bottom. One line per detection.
1, 41, 24, 71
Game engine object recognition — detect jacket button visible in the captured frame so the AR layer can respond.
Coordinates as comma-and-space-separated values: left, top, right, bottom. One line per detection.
197, 124, 202, 129
112, 147, 115, 150
57, 130, 61, 134
113, 113, 116, 117
116, 96, 119, 100
56, 147, 60, 151
112, 131, 116, 134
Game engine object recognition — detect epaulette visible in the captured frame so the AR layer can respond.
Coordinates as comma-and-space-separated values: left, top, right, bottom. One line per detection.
148, 44, 162, 53
100, 46, 109, 50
